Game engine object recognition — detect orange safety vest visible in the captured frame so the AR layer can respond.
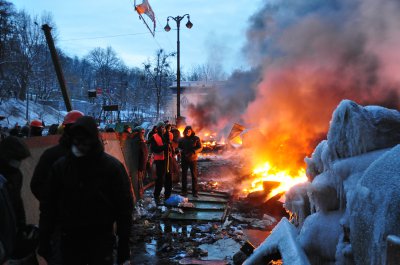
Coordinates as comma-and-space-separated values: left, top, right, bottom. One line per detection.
153, 134, 164, 160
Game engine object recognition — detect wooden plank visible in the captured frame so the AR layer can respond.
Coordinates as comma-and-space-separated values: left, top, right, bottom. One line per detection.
191, 201, 227, 210
163, 210, 225, 222
172, 188, 230, 198
179, 258, 228, 265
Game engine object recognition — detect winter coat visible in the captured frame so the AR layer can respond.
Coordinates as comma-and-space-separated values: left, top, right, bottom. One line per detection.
178, 133, 203, 162
30, 143, 68, 201
149, 133, 168, 157
0, 136, 30, 263
38, 116, 133, 263
134, 136, 148, 172
0, 159, 26, 232
0, 174, 17, 264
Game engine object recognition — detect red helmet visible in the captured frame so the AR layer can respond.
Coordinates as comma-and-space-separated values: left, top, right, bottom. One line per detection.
30, 119, 43, 128
63, 110, 84, 125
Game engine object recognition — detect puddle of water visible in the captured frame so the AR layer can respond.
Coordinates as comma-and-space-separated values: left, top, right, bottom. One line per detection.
160, 221, 193, 237
131, 221, 195, 264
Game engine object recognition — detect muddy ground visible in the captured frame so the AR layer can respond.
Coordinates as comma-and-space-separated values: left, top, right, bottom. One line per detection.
130, 153, 287, 265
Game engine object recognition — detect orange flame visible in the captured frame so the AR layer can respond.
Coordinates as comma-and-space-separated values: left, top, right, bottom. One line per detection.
243, 162, 308, 200
177, 126, 185, 137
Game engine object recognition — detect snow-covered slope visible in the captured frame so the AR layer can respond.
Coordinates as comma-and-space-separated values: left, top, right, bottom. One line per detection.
0, 99, 67, 127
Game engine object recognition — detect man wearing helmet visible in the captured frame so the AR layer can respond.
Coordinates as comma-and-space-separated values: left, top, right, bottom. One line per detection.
36, 116, 133, 265
31, 110, 84, 200
29, 120, 44, 137
30, 111, 84, 264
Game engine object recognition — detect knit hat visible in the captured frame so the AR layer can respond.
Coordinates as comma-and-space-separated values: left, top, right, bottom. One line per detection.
0, 136, 31, 161
133, 126, 144, 132
70, 116, 99, 139
156, 122, 165, 128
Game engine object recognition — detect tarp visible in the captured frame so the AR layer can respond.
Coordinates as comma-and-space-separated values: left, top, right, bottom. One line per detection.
21, 135, 60, 225
20, 133, 142, 225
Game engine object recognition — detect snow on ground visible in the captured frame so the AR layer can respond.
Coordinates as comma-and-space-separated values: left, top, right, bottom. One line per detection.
0, 98, 66, 128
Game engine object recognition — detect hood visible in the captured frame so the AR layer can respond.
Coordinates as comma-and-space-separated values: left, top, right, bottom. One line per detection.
0, 136, 30, 161
69, 116, 103, 154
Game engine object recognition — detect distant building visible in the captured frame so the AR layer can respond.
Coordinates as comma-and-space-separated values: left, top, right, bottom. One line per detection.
167, 80, 225, 119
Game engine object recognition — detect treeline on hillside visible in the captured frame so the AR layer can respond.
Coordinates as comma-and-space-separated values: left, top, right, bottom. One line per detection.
0, 0, 225, 119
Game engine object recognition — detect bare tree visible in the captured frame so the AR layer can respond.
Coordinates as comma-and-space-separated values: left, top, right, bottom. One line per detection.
86, 47, 120, 91
0, 0, 17, 99
186, 63, 227, 82
143, 49, 175, 119
10, 11, 57, 101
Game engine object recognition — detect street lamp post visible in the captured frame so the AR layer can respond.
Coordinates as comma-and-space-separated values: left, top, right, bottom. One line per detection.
164, 14, 193, 123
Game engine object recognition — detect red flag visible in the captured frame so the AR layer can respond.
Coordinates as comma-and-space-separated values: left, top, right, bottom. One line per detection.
135, 0, 156, 36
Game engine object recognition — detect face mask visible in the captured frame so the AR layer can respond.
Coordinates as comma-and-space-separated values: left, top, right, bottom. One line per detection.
9, 159, 21, 169
72, 145, 85, 157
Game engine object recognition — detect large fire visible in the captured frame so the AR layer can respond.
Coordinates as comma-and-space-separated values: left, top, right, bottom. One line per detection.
243, 162, 308, 201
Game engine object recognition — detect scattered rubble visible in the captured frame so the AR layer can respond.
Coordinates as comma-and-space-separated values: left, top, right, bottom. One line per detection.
130, 154, 286, 264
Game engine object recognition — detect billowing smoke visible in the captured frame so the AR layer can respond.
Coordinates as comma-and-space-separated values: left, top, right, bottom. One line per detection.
191, 0, 400, 170
187, 69, 260, 133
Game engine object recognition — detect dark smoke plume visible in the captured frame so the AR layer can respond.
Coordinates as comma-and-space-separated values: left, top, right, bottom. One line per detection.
191, 0, 400, 169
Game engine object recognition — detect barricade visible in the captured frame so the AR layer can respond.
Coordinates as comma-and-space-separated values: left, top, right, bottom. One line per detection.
20, 133, 148, 225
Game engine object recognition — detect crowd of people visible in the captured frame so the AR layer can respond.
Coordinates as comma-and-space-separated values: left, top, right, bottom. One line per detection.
0, 111, 203, 265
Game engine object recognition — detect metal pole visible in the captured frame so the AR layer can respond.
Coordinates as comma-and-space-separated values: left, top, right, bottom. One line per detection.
176, 17, 181, 118
26, 88, 29, 122
41, 24, 72, 111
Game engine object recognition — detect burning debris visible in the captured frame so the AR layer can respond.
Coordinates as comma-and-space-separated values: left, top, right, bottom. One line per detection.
243, 100, 400, 264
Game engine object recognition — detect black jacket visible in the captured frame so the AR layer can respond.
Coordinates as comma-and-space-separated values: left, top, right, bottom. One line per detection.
38, 117, 133, 263
135, 137, 148, 172
30, 143, 68, 201
178, 133, 203, 161
0, 174, 17, 264
0, 159, 26, 231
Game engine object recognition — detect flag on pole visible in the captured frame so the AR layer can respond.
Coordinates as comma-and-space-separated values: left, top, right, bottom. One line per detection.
134, 0, 156, 36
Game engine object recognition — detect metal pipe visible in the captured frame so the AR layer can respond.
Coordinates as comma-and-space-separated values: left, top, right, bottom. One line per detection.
41, 24, 72, 111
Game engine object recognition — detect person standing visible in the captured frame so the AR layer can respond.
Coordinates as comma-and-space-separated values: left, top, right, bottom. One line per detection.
36, 116, 133, 265
123, 125, 132, 134
149, 122, 171, 203
131, 126, 148, 199
165, 124, 178, 183
31, 110, 84, 201
0, 136, 31, 264
147, 126, 157, 141
8, 123, 21, 137
178, 126, 203, 197
29, 120, 44, 137
31, 110, 84, 265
